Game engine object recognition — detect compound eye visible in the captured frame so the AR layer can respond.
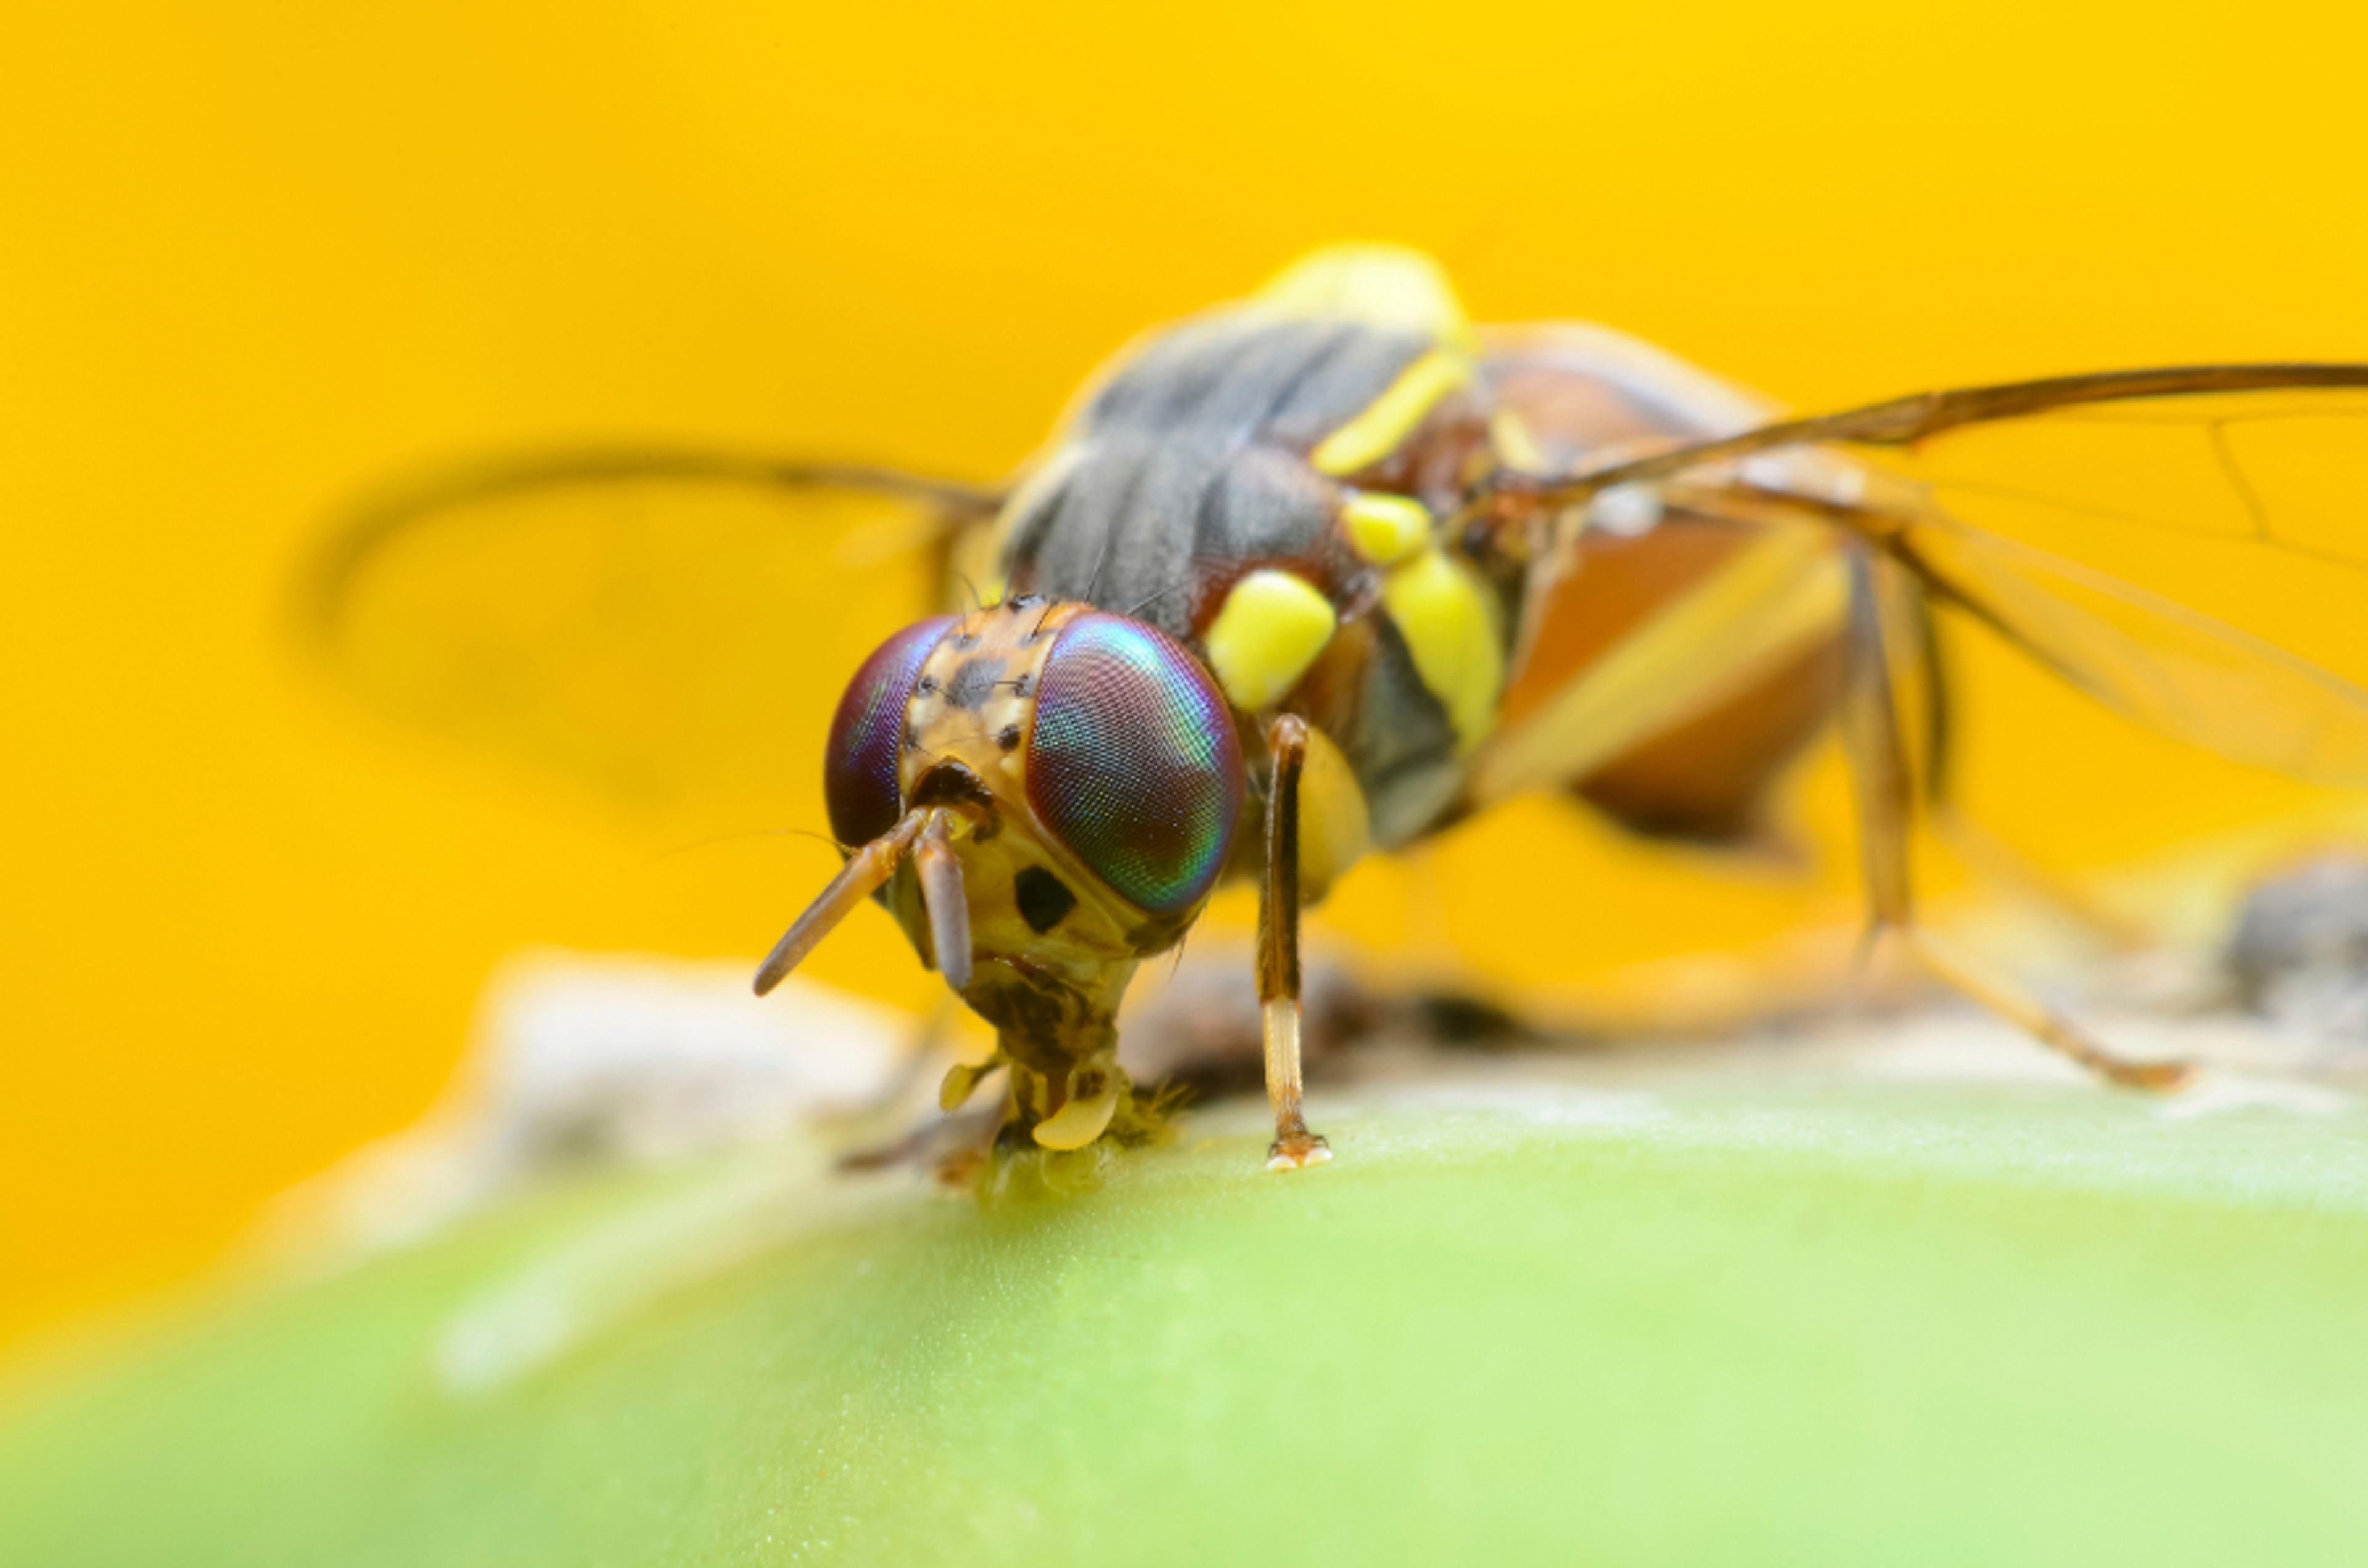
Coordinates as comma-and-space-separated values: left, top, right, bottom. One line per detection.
1027, 613, 1244, 914
823, 616, 956, 847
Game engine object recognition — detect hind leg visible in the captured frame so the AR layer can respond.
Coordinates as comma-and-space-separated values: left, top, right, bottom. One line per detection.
1840, 544, 2193, 1091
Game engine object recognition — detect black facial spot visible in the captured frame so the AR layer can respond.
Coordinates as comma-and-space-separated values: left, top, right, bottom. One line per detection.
1009, 593, 1045, 612
944, 657, 1005, 711
996, 724, 1022, 752
1011, 671, 1034, 699
916, 675, 940, 696
1015, 866, 1078, 934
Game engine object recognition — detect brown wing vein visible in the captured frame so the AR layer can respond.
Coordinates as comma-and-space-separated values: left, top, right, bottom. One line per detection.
1493, 364, 2368, 510
299, 448, 1004, 649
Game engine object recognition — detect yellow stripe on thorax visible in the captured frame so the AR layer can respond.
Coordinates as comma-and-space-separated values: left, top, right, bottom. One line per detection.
1252, 245, 1478, 479
1381, 546, 1504, 756
1293, 723, 1371, 901
1310, 347, 1473, 477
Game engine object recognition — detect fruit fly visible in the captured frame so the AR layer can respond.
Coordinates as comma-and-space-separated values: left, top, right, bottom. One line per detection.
306, 245, 2368, 1172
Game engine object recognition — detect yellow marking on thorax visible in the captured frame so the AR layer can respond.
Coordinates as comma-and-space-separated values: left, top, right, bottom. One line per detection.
1468, 523, 1848, 802
1204, 568, 1338, 712
1381, 547, 1504, 756
1341, 491, 1432, 566
1311, 346, 1475, 477
1293, 723, 1371, 901
1488, 406, 1550, 475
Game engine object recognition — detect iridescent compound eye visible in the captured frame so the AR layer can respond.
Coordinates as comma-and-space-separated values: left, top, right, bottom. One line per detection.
823, 616, 956, 847
1027, 612, 1244, 915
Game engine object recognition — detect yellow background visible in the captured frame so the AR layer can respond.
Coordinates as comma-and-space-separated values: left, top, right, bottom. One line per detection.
7, 0, 2368, 1341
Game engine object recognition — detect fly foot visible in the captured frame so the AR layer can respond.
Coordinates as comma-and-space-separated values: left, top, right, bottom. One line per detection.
2102, 1057, 2199, 1093
1265, 1130, 1333, 1171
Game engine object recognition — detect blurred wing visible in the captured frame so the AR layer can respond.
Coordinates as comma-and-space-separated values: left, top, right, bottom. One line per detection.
1469, 519, 1847, 805
1899, 512, 2368, 784
298, 450, 1003, 826
1504, 369, 2368, 790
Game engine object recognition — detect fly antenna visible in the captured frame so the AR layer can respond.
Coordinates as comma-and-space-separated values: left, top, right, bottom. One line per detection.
753, 814, 926, 995
648, 826, 845, 864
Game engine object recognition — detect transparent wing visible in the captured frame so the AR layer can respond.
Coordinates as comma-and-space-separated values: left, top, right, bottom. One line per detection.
1888, 383, 2368, 577
1871, 385, 2368, 786
297, 451, 1002, 829
1899, 511, 2368, 785
1499, 373, 2368, 792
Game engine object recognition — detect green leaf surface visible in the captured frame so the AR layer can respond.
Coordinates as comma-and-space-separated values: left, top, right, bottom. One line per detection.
7, 1067, 2368, 1567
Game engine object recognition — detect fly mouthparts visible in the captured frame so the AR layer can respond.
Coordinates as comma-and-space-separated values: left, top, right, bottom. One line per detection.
908, 758, 994, 811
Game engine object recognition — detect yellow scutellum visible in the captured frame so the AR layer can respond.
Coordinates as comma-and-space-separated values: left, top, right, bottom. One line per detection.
1254, 244, 1473, 345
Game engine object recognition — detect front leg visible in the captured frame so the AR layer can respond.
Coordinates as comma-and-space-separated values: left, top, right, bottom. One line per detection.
1259, 713, 1333, 1170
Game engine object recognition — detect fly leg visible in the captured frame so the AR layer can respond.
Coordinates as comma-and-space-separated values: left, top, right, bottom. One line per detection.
1259, 714, 1333, 1169
1893, 581, 2155, 953
1840, 545, 2194, 1091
